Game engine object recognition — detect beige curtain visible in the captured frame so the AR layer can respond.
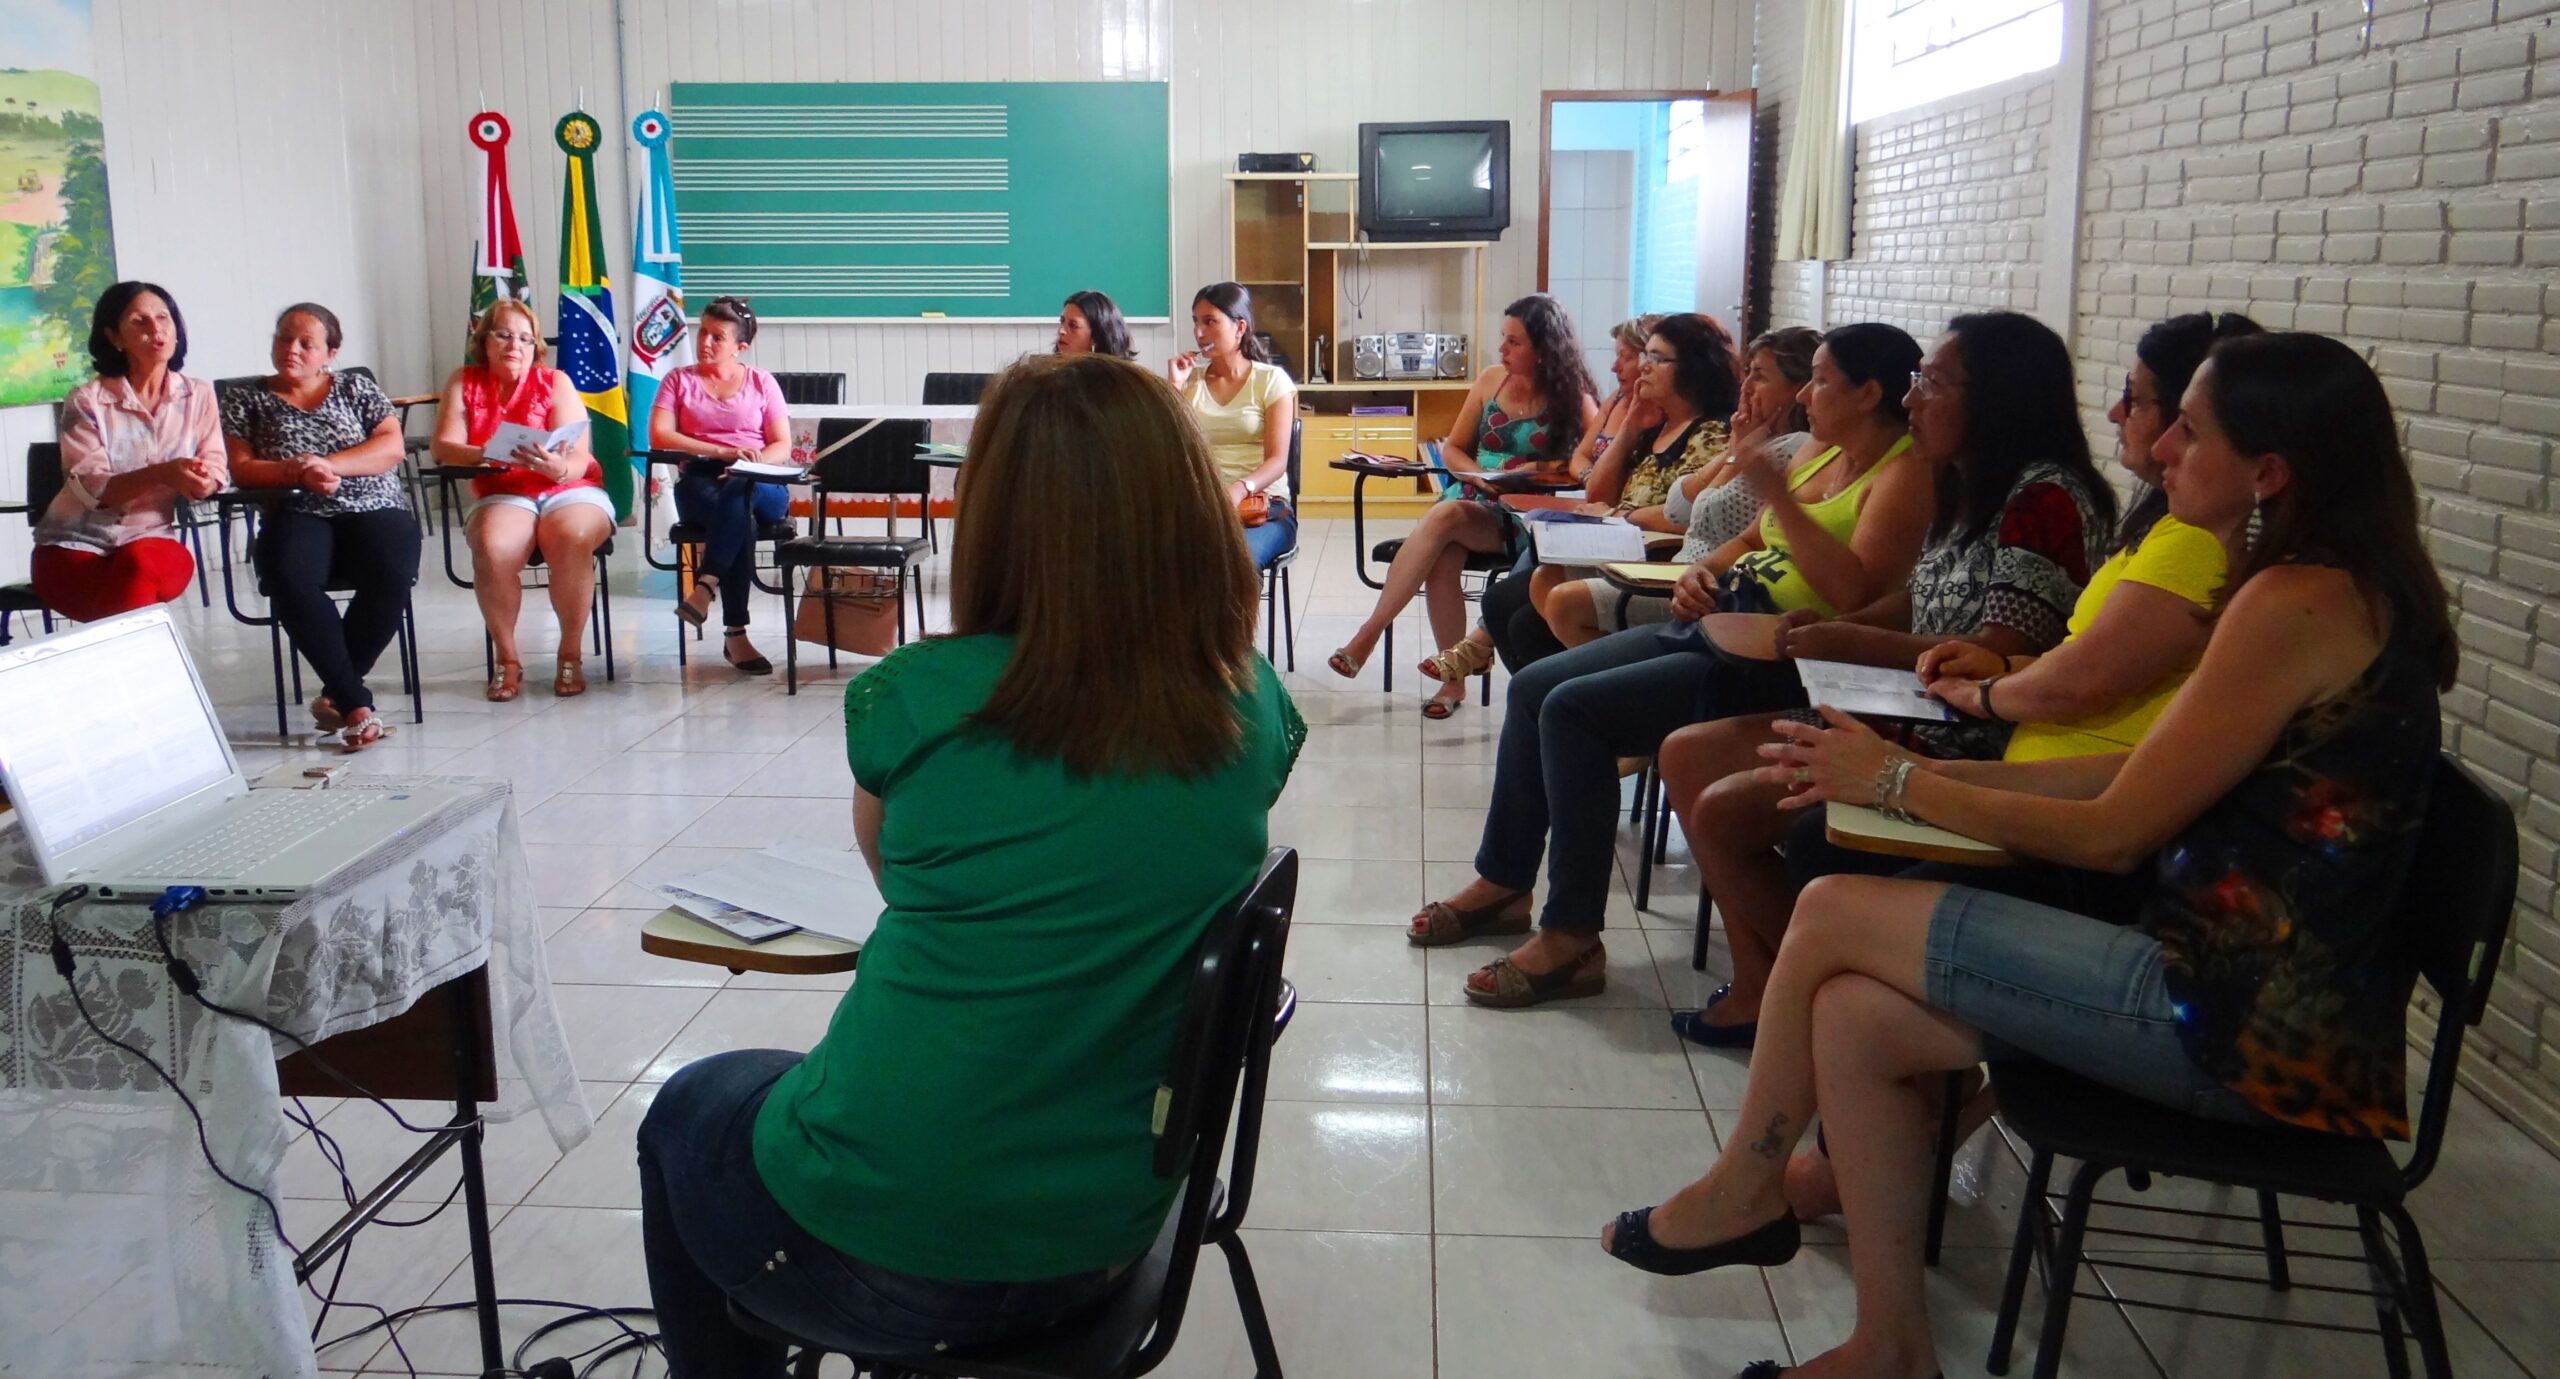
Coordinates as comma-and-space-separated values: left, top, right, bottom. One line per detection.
1775, 0, 1853, 262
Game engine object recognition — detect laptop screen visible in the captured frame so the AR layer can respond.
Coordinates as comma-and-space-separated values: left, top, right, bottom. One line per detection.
0, 612, 236, 867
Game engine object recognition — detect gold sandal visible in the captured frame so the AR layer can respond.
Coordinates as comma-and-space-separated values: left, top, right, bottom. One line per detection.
486, 662, 524, 703
1408, 890, 1533, 947
1419, 634, 1496, 683
1464, 942, 1608, 1009
553, 658, 587, 698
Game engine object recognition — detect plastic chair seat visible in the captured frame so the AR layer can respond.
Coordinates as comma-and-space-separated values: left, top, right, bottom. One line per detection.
666, 518, 800, 547
725, 1183, 1213, 1379
0, 583, 41, 612
779, 535, 930, 568
1992, 1060, 2405, 1203
1372, 537, 1511, 572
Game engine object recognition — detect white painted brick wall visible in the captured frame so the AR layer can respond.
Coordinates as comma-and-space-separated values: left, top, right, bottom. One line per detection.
1829, 77, 2056, 337
1759, 0, 2560, 1156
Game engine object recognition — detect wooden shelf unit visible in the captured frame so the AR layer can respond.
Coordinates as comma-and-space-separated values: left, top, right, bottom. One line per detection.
1225, 172, 1487, 513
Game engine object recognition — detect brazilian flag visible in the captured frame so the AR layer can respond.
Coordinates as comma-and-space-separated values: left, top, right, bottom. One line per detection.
555, 111, 632, 519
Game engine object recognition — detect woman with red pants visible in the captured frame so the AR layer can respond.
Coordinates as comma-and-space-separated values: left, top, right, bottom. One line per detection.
33, 281, 226, 622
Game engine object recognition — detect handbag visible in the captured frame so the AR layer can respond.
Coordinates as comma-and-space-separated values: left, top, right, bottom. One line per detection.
790, 566, 902, 658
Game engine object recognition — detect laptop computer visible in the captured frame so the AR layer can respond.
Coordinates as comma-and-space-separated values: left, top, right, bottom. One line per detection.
0, 606, 477, 901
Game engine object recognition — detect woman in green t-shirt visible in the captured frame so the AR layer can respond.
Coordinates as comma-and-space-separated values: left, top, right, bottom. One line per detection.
638, 354, 1305, 1376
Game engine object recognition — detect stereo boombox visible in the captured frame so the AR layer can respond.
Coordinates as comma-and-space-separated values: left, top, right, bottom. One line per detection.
1236, 152, 1317, 173
1350, 332, 1469, 381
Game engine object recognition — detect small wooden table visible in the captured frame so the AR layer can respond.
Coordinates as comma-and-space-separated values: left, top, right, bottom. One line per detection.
640, 908, 863, 975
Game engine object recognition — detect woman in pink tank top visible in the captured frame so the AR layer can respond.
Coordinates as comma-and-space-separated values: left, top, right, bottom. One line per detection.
429, 299, 614, 701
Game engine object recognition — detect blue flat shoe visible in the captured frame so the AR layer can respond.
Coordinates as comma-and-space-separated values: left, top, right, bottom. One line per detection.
1604, 1205, 1799, 1276
1670, 986, 1757, 1048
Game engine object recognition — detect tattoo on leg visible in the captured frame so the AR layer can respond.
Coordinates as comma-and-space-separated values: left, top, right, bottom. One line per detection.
1750, 1112, 1790, 1160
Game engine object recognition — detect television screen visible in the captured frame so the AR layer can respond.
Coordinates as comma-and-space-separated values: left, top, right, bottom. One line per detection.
1373, 129, 1499, 220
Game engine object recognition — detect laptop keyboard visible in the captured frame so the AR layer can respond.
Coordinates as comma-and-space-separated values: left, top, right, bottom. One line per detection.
124, 791, 384, 880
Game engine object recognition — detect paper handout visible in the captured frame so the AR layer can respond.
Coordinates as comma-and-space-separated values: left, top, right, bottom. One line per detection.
479, 419, 589, 465
1794, 659, 1955, 722
660, 842, 886, 946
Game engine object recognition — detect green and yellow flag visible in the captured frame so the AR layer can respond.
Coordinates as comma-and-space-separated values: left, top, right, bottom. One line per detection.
554, 110, 632, 518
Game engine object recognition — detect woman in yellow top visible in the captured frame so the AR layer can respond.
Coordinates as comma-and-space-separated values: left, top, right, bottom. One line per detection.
1169, 281, 1297, 570
1408, 324, 1932, 1008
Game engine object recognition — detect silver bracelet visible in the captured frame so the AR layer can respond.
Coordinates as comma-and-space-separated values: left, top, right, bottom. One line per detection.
1876, 755, 1919, 823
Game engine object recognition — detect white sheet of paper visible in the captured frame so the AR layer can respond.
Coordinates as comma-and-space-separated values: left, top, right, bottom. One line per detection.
1795, 659, 1955, 722
662, 842, 885, 946
479, 419, 588, 464
660, 887, 800, 942
729, 460, 807, 480
1528, 517, 1648, 566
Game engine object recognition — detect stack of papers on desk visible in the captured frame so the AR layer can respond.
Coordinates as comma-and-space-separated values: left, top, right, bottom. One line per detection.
659, 843, 885, 946
1526, 512, 1647, 565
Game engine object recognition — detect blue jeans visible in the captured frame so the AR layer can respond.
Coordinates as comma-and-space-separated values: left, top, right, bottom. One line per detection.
1476, 626, 1807, 931
638, 1050, 1122, 1379
673, 468, 791, 627
1924, 887, 2277, 1126
1242, 500, 1297, 571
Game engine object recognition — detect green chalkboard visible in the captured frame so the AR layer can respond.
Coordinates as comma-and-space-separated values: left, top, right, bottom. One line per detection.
668, 81, 1170, 321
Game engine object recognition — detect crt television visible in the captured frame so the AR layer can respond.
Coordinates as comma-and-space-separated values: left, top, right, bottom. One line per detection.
1357, 121, 1511, 243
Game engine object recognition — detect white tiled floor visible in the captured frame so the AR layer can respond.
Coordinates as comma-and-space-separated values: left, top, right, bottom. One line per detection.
131, 514, 2558, 1377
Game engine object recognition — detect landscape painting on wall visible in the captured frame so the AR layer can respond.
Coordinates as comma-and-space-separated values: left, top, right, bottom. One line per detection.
0, 0, 115, 408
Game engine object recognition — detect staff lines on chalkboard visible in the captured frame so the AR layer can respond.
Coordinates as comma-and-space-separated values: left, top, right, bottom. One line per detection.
679, 210, 1008, 246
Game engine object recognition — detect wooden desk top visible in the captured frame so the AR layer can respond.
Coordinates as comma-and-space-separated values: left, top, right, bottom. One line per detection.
1824, 803, 2015, 868
1597, 561, 1686, 594
640, 908, 862, 975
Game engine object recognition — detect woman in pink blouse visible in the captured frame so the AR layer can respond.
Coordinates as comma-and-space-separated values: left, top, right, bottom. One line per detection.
429, 299, 609, 701
33, 281, 226, 623
650, 296, 793, 675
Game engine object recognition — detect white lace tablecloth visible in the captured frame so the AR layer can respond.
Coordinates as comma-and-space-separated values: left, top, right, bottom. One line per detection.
0, 776, 592, 1379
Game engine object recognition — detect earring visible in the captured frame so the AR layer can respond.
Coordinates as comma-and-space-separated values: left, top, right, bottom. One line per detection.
2244, 491, 2266, 550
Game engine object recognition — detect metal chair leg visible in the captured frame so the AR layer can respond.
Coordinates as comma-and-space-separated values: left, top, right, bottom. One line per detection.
2259, 1190, 2292, 1290
1986, 1147, 2057, 1375
1280, 565, 1296, 672
268, 620, 290, 739
1925, 1071, 1966, 1266
1692, 881, 1713, 971
2026, 1160, 2105, 1379
782, 573, 799, 696
2359, 1206, 2413, 1379
1216, 1232, 1284, 1379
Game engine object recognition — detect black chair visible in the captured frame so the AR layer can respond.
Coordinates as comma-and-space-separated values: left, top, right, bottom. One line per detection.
1985, 754, 2517, 1379
636, 450, 798, 664
770, 372, 846, 407
776, 417, 933, 695
0, 443, 64, 645
729, 848, 1300, 1379
1259, 421, 1301, 672
211, 491, 424, 738
922, 371, 995, 406
421, 467, 618, 685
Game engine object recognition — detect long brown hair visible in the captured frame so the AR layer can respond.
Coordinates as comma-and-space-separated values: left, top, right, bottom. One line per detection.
949, 354, 1261, 776
2202, 331, 2458, 689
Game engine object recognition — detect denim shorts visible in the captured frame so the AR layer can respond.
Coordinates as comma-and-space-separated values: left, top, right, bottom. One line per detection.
1924, 885, 2276, 1127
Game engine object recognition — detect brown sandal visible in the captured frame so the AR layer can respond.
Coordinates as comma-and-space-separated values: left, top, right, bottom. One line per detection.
1464, 942, 1607, 1009
486, 662, 523, 703
1408, 890, 1533, 947
339, 711, 389, 754
553, 658, 588, 698
309, 695, 346, 733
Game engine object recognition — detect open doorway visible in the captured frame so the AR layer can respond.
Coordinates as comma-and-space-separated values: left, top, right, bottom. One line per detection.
1538, 91, 1756, 383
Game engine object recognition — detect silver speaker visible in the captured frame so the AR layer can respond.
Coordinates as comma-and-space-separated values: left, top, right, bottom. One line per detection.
1351, 335, 1389, 380
1435, 334, 1470, 379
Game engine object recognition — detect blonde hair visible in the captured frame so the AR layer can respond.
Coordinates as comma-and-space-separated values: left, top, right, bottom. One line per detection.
948, 353, 1259, 777
469, 300, 547, 369
1610, 314, 1665, 352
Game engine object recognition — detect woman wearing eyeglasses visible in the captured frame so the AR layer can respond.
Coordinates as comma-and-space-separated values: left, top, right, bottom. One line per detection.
429, 300, 611, 701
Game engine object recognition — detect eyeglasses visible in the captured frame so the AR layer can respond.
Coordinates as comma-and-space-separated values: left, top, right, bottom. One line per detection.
1640, 350, 1676, 368
2118, 385, 2161, 414
1908, 369, 1964, 397
487, 331, 538, 346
